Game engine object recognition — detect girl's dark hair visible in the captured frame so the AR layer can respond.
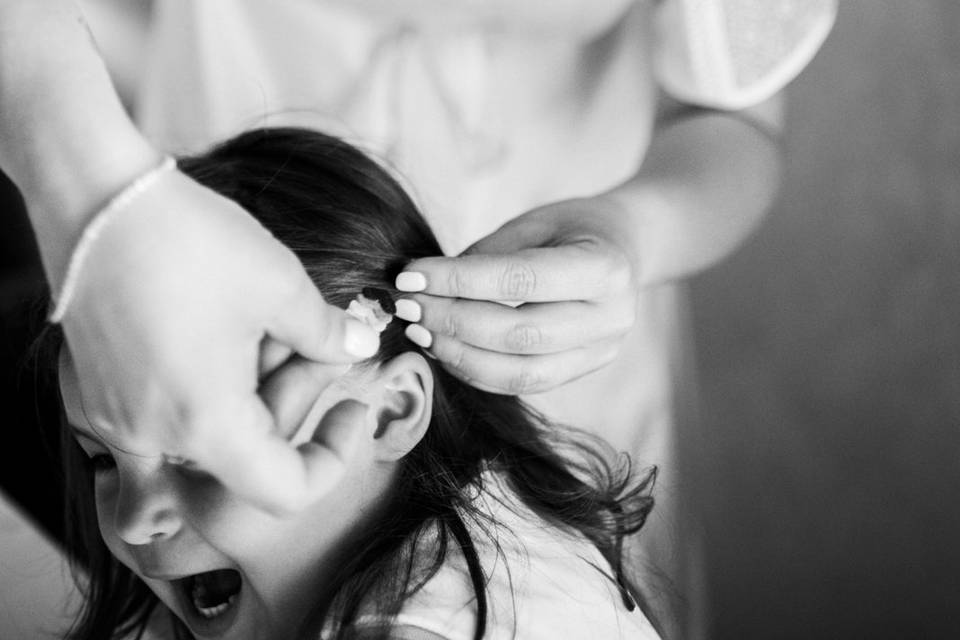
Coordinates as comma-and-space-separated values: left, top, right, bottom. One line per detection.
58, 128, 656, 639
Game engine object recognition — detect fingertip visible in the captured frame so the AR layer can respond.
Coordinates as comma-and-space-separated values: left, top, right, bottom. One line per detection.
202, 434, 305, 514
405, 324, 433, 349
344, 318, 380, 358
394, 299, 422, 322
395, 271, 427, 292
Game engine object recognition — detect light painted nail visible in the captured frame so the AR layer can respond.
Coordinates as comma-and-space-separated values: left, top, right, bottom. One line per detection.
405, 323, 433, 349
344, 319, 380, 358
394, 299, 422, 322
395, 271, 427, 292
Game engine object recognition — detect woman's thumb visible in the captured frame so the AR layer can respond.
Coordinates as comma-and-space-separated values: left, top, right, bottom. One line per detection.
462, 209, 558, 256
268, 269, 380, 363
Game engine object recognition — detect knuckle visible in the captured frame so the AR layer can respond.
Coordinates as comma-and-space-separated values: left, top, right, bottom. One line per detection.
274, 487, 309, 514
174, 404, 217, 446
445, 341, 467, 375
271, 250, 310, 299
451, 368, 477, 387
570, 322, 590, 348
503, 323, 544, 353
449, 366, 476, 386
447, 264, 469, 297
615, 302, 637, 335
602, 338, 625, 365
599, 252, 633, 296
441, 310, 461, 339
498, 261, 538, 300
505, 364, 546, 395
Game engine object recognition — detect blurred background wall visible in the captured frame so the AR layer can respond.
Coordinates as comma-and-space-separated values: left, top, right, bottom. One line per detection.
685, 1, 960, 637
1, 0, 958, 638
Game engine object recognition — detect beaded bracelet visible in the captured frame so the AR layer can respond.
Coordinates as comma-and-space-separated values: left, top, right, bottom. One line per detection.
48, 156, 177, 323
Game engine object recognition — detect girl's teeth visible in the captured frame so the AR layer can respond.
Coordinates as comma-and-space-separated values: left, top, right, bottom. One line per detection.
191, 587, 236, 619
198, 600, 229, 618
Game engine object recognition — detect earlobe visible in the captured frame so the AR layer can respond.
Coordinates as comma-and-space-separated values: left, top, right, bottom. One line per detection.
373, 352, 433, 461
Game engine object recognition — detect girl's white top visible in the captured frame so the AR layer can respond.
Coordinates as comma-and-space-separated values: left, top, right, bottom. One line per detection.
348, 472, 661, 640
118, 0, 835, 630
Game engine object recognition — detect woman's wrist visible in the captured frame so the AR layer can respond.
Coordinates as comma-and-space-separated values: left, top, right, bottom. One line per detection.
602, 110, 783, 286
589, 185, 662, 289
28, 136, 163, 295
0, 0, 161, 288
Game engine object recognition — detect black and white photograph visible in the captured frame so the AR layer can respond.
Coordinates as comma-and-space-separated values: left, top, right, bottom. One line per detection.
1, 1, 957, 638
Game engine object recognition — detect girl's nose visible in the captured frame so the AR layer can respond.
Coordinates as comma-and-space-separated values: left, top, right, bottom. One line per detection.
113, 466, 184, 545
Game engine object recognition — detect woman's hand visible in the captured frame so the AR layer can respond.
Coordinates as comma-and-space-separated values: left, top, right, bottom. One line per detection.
59, 170, 380, 514
394, 197, 639, 394
0, 1, 381, 514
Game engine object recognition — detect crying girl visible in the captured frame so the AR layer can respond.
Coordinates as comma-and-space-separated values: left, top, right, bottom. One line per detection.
53, 128, 659, 640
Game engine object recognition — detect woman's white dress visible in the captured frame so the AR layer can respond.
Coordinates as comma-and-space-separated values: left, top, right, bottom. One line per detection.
125, 1, 836, 635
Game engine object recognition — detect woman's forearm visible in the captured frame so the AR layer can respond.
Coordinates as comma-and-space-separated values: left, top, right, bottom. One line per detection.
0, 0, 158, 289
606, 98, 784, 287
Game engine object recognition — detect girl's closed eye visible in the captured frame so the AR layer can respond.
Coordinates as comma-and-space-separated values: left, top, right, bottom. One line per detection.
169, 458, 218, 486
71, 428, 117, 474
87, 452, 117, 474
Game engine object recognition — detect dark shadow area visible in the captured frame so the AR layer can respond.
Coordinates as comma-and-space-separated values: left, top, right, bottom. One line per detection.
688, 1, 960, 637
0, 170, 64, 543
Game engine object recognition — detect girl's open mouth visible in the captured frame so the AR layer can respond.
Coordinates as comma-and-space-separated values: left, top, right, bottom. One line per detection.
174, 568, 243, 634
187, 569, 242, 618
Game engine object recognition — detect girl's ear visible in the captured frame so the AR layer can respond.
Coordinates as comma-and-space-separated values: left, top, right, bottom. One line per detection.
372, 352, 433, 461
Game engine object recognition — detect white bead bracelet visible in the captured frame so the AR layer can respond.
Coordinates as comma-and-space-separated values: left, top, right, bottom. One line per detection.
48, 155, 177, 323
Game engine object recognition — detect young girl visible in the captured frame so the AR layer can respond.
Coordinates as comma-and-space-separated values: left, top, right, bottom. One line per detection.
52, 128, 658, 640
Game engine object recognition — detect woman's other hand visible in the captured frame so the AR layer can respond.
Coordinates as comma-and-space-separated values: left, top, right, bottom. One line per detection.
394, 197, 638, 395
59, 170, 380, 514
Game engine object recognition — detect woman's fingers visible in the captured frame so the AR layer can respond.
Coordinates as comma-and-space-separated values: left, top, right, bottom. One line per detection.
191, 396, 366, 515
304, 399, 368, 462
267, 266, 380, 362
257, 356, 351, 439
391, 199, 641, 395
424, 333, 625, 395
397, 244, 630, 303
188, 398, 316, 514
258, 337, 294, 379
399, 295, 635, 356
394, 236, 637, 394
295, 399, 368, 502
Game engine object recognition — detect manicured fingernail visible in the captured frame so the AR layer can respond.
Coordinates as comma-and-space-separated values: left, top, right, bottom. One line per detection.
395, 271, 427, 292
344, 319, 379, 358
394, 299, 422, 322
404, 323, 433, 348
